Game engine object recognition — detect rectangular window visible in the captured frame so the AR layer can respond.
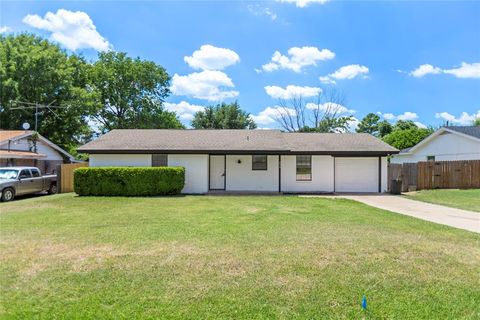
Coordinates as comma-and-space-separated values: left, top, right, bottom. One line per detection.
252, 155, 267, 170
427, 155, 435, 161
31, 169, 41, 177
296, 155, 312, 181
19, 169, 32, 179
152, 154, 168, 167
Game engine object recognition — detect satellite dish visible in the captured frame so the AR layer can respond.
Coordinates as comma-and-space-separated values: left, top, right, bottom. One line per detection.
22, 122, 30, 130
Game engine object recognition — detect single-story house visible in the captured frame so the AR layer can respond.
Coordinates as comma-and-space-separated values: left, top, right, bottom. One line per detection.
78, 129, 398, 194
391, 126, 480, 164
0, 130, 76, 174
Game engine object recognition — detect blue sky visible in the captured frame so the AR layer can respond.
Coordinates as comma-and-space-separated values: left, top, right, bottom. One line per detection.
1, 0, 479, 129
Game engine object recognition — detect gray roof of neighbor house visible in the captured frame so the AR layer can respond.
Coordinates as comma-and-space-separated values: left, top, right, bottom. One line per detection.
446, 126, 480, 139
78, 129, 399, 155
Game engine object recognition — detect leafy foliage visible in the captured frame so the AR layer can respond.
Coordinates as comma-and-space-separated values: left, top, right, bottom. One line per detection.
377, 120, 393, 137
0, 33, 94, 151
74, 167, 185, 196
382, 127, 433, 150
191, 101, 256, 129
356, 113, 380, 135
473, 118, 480, 126
89, 51, 183, 132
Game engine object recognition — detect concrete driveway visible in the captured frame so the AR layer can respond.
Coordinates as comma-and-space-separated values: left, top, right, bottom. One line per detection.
339, 195, 480, 233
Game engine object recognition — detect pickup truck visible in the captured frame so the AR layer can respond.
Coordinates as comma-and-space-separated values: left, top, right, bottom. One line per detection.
0, 167, 57, 202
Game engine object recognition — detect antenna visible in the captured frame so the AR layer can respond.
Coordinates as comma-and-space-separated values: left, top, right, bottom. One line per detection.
9, 100, 68, 132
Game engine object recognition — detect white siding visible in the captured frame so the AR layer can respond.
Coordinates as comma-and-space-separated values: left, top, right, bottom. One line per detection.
381, 156, 388, 192
89, 154, 152, 167
391, 132, 480, 164
281, 155, 334, 193
0, 138, 63, 160
168, 154, 208, 194
225, 155, 279, 191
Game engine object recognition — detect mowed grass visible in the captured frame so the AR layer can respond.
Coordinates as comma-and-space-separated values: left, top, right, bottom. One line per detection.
404, 189, 480, 212
1, 194, 479, 319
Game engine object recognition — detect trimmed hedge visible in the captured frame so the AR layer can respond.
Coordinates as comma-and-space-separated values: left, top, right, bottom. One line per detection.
74, 167, 185, 196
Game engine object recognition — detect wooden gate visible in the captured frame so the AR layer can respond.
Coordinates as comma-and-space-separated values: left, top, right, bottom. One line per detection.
57, 162, 88, 193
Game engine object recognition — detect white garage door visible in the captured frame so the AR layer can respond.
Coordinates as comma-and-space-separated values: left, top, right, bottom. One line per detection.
335, 157, 379, 193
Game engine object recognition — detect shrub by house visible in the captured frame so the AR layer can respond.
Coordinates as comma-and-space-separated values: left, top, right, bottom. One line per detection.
74, 167, 185, 196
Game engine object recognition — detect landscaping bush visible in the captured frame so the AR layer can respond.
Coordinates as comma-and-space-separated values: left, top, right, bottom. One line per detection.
74, 167, 185, 196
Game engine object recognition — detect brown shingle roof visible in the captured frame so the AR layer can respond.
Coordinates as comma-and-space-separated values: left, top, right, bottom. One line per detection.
282, 132, 398, 153
0, 130, 33, 144
78, 129, 399, 155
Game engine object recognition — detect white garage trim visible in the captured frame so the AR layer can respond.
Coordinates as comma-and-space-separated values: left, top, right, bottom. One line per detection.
334, 157, 381, 193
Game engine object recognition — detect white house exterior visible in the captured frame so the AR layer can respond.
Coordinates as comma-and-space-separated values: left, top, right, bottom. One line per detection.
79, 129, 398, 194
0, 130, 75, 174
391, 126, 480, 164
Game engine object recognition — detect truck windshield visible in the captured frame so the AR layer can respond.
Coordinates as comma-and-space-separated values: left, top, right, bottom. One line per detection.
0, 169, 19, 180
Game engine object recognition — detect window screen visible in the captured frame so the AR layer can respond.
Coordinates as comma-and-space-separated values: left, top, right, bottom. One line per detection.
296, 155, 312, 181
252, 155, 267, 170
152, 154, 168, 167
427, 155, 435, 161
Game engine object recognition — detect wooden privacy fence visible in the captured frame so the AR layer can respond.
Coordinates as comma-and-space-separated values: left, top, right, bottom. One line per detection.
388, 160, 480, 192
57, 162, 88, 193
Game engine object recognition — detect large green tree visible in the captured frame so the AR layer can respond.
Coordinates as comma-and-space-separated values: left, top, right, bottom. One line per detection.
191, 101, 256, 129
0, 34, 94, 151
89, 51, 182, 132
382, 125, 433, 150
356, 113, 380, 135
377, 120, 393, 137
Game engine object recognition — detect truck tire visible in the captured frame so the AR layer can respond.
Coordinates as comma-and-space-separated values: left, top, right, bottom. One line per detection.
1, 188, 15, 202
48, 183, 57, 195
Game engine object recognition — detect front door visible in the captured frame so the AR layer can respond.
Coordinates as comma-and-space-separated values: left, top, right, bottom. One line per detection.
209, 155, 225, 190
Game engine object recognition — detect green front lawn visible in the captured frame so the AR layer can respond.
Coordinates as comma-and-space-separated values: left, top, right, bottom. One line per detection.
1, 194, 479, 319
404, 189, 480, 212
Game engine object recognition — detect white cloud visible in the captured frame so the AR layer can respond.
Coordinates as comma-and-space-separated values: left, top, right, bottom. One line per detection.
247, 5, 277, 20
0, 26, 12, 33
409, 62, 480, 79
277, 0, 330, 8
319, 64, 369, 84
397, 111, 419, 121
435, 110, 480, 125
409, 64, 442, 77
414, 122, 427, 129
382, 113, 395, 120
305, 102, 355, 114
171, 70, 239, 101
23, 9, 111, 52
164, 101, 205, 121
264, 85, 321, 99
250, 106, 296, 126
260, 46, 335, 73
443, 62, 480, 79
380, 112, 419, 121
184, 45, 240, 71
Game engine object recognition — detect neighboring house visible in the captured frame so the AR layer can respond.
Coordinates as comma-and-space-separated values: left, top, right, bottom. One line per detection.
78, 129, 398, 194
0, 130, 76, 174
391, 126, 480, 164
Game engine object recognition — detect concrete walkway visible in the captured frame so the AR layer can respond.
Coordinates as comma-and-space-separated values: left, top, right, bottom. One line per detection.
338, 195, 480, 233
